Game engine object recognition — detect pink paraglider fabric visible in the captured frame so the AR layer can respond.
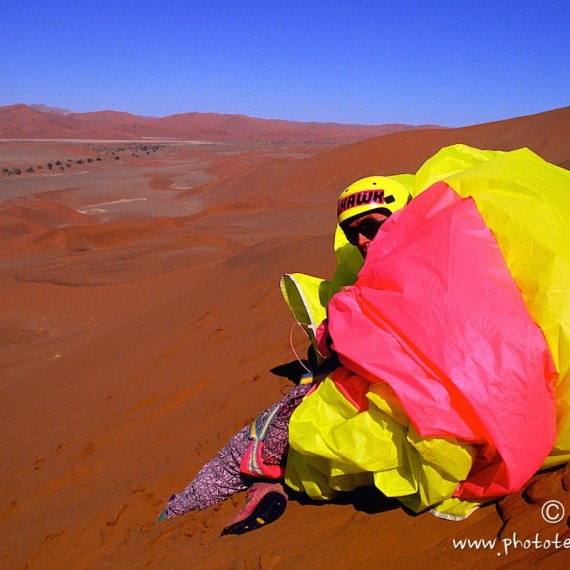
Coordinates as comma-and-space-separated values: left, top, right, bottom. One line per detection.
326, 182, 557, 499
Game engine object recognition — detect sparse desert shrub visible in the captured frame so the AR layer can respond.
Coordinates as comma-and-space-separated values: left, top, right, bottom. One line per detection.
47, 162, 53, 170
96, 157, 102, 161
76, 159, 84, 164
87, 158, 93, 163
55, 161, 62, 166
2, 168, 10, 176
114, 156, 120, 160
13, 168, 22, 175
26, 167, 34, 173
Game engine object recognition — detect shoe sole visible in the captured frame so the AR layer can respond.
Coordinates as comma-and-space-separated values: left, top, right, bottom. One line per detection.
220, 492, 287, 536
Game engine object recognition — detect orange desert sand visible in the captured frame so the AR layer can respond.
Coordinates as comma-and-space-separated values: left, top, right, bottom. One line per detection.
1, 106, 569, 569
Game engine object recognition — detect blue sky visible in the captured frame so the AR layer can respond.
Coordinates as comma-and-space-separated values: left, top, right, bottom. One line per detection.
1, 1, 569, 127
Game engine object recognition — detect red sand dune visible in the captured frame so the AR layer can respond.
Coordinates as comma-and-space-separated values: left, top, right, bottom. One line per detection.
0, 107, 569, 569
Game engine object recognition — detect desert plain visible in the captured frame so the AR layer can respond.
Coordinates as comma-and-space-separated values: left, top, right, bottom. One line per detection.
1, 106, 570, 569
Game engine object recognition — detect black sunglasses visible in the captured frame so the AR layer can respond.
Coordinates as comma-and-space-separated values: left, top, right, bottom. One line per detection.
343, 217, 386, 246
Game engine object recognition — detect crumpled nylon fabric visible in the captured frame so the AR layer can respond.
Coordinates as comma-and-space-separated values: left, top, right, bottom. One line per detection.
326, 183, 556, 498
417, 146, 570, 467
286, 369, 475, 513
283, 145, 568, 516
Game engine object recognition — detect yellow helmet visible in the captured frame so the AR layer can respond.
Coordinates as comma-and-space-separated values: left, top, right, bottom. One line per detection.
337, 176, 411, 225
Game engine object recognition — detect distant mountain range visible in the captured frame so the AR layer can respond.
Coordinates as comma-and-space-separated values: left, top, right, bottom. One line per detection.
0, 104, 442, 143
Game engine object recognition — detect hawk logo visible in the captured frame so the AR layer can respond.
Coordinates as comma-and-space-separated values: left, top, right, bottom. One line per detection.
337, 189, 385, 217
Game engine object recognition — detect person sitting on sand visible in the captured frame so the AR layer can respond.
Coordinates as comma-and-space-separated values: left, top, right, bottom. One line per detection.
157, 176, 410, 534
160, 145, 568, 535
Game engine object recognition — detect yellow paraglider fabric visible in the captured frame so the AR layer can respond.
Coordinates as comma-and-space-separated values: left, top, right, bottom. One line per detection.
285, 371, 474, 513
279, 273, 329, 359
